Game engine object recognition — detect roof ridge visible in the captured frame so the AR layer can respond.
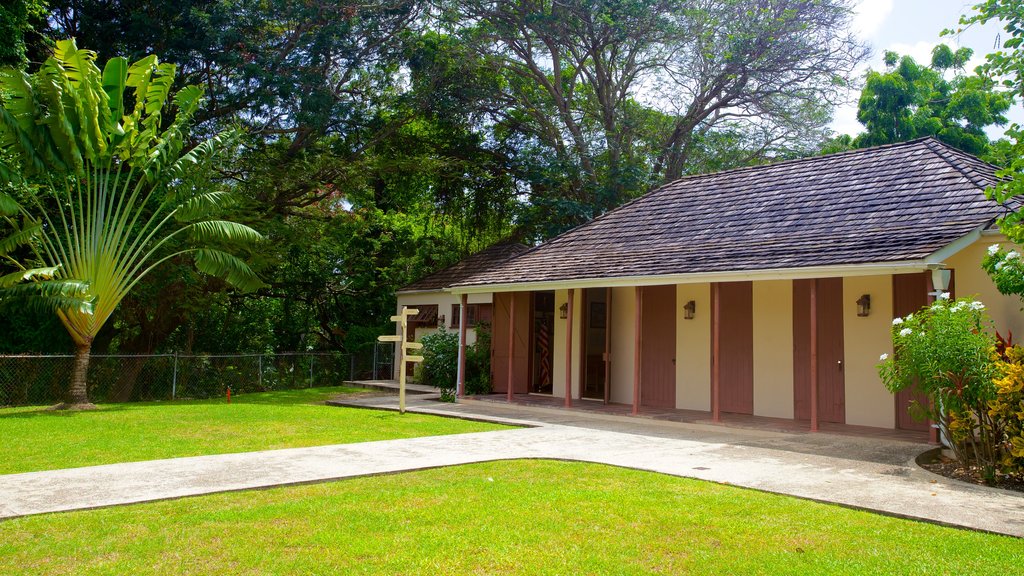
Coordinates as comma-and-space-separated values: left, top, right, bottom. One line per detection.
920, 137, 995, 190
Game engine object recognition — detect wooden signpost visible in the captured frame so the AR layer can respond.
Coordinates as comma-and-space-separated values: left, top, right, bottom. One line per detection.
378, 306, 423, 414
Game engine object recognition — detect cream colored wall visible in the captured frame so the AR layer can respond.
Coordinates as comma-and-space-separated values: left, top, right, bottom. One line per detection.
609, 287, 637, 405
676, 283, 711, 411
945, 236, 1024, 338
751, 281, 794, 419
842, 275, 895, 429
552, 289, 583, 399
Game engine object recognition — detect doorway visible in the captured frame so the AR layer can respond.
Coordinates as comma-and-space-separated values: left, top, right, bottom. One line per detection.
531, 291, 555, 394
581, 288, 610, 400
641, 285, 676, 409
793, 278, 846, 424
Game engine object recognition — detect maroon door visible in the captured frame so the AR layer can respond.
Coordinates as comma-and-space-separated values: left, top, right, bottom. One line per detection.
492, 292, 531, 394
641, 285, 676, 408
793, 278, 846, 423
714, 282, 753, 414
891, 271, 955, 431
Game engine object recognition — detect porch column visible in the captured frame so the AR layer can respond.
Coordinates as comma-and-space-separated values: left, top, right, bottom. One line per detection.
565, 288, 575, 408
604, 287, 612, 405
925, 277, 941, 444
711, 283, 720, 422
632, 286, 642, 415
507, 293, 516, 403
457, 293, 468, 398
810, 280, 819, 433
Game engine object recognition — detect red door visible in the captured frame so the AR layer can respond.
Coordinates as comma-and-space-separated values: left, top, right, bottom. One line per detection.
491, 292, 531, 394
641, 285, 676, 408
793, 278, 846, 423
891, 272, 955, 431
715, 282, 753, 414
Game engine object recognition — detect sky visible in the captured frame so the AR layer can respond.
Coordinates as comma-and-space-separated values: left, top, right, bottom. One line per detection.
830, 0, 1020, 137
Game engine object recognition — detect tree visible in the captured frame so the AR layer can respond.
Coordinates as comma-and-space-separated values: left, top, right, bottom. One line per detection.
853, 45, 1010, 154
446, 0, 866, 232
0, 40, 264, 408
957, 1, 1024, 256
0, 0, 48, 67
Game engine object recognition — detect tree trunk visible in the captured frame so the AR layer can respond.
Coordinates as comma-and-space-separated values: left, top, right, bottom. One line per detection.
56, 342, 97, 410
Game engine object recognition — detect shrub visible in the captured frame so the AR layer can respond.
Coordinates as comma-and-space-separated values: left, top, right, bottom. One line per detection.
878, 296, 1000, 474
419, 329, 458, 401
990, 337, 1024, 474
465, 321, 493, 395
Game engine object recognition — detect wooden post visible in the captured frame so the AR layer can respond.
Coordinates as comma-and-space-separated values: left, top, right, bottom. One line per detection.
925, 278, 939, 444
712, 283, 720, 422
507, 293, 516, 403
604, 287, 612, 405
457, 293, 468, 398
632, 286, 642, 415
810, 280, 819, 433
565, 289, 575, 408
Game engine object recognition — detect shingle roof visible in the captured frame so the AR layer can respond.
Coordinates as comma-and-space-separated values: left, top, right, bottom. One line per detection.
456, 138, 1010, 288
399, 242, 531, 292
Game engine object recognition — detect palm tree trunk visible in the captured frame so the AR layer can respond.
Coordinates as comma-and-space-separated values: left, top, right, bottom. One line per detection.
57, 342, 97, 410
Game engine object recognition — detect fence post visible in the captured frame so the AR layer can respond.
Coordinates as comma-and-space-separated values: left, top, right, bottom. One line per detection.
372, 344, 378, 380
258, 354, 263, 389
309, 354, 314, 388
171, 352, 178, 399
350, 354, 356, 382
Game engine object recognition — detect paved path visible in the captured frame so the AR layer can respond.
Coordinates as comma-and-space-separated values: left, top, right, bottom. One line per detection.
1, 395, 1022, 538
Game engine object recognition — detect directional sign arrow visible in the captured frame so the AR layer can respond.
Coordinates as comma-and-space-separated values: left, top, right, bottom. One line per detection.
405, 355, 424, 363
404, 341, 423, 350
377, 335, 402, 342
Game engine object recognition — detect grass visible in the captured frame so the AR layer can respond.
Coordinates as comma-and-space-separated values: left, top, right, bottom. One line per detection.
0, 460, 1019, 575
0, 387, 507, 474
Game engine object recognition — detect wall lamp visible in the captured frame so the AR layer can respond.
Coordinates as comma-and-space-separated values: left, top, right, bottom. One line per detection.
559, 303, 569, 319
437, 314, 446, 327
856, 294, 871, 317
683, 300, 696, 320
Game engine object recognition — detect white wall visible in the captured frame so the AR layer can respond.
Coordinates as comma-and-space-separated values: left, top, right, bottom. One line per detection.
553, 289, 583, 399
752, 280, 794, 419
609, 287, 637, 404
946, 236, 1024, 338
676, 283, 711, 411
843, 275, 895, 428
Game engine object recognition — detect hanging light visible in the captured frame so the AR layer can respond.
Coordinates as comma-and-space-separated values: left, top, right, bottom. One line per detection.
856, 294, 871, 317
683, 300, 696, 320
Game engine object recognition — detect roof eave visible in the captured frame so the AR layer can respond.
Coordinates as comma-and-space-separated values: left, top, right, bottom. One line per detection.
450, 260, 936, 294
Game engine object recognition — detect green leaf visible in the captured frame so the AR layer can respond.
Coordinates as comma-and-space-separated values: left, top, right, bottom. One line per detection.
0, 190, 21, 216
0, 278, 94, 315
173, 191, 238, 221
0, 221, 41, 256
193, 249, 266, 292
0, 266, 60, 288
188, 220, 263, 244
102, 57, 129, 125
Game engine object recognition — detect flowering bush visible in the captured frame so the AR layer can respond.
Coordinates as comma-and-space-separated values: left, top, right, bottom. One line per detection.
990, 338, 1024, 474
878, 296, 1000, 473
983, 243, 1024, 297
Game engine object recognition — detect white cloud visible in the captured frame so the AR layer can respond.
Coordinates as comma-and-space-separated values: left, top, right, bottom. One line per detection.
853, 0, 894, 40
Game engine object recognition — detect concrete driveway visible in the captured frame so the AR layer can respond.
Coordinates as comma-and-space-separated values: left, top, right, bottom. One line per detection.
0, 395, 1021, 537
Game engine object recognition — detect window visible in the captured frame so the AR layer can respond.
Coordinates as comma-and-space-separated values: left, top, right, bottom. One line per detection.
451, 303, 493, 328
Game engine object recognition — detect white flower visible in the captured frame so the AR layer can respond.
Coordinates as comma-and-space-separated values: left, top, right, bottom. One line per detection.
989, 244, 1001, 256
892, 318, 904, 326
906, 314, 914, 321
970, 301, 986, 311
937, 292, 950, 300
919, 331, 925, 337
996, 261, 1005, 271
1007, 251, 1019, 260
899, 328, 913, 337
951, 302, 965, 312
879, 353, 889, 361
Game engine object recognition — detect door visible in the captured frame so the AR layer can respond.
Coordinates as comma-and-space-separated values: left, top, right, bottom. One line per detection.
491, 292, 530, 394
531, 291, 555, 394
715, 282, 753, 414
582, 288, 609, 400
641, 285, 676, 408
891, 271, 955, 431
793, 278, 846, 423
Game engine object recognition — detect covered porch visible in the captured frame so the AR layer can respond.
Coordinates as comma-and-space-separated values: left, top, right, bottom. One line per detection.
452, 265, 966, 440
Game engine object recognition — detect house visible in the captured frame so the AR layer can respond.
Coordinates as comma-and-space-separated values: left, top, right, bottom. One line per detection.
395, 242, 530, 379
448, 137, 1024, 436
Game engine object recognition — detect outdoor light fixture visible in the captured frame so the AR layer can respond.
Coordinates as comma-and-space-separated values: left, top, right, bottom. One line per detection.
559, 303, 569, 319
856, 294, 871, 317
437, 314, 446, 327
683, 300, 696, 320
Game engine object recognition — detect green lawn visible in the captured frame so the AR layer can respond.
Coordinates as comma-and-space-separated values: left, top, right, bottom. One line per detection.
0, 387, 506, 474
0, 460, 1018, 575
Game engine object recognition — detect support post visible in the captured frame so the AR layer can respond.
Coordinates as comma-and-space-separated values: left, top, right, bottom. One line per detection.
458, 293, 468, 398
258, 354, 263, 389
565, 289, 575, 408
925, 278, 940, 444
507, 293, 516, 403
712, 283, 720, 422
603, 287, 612, 405
810, 279, 819, 433
632, 286, 642, 415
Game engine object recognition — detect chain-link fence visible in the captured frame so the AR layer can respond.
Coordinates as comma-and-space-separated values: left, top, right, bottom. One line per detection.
372, 341, 395, 380
0, 351, 380, 407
